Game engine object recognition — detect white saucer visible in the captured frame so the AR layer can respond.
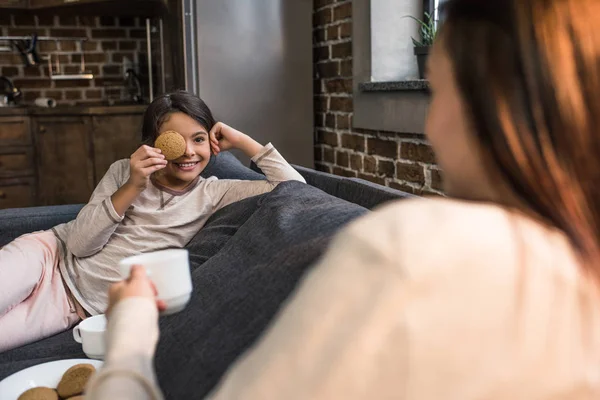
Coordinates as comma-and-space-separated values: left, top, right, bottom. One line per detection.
0, 359, 103, 399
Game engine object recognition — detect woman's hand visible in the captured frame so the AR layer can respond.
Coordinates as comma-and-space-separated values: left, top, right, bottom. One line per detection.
127, 145, 168, 191
106, 265, 166, 318
209, 122, 263, 158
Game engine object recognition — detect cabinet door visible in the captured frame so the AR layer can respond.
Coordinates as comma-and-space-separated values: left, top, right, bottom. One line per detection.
0, 177, 35, 209
0, 0, 27, 8
91, 114, 142, 184
34, 117, 95, 206
0, 146, 35, 179
0, 116, 32, 147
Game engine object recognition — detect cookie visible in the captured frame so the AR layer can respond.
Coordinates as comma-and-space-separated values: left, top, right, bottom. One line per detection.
154, 130, 186, 161
56, 363, 96, 399
18, 387, 58, 400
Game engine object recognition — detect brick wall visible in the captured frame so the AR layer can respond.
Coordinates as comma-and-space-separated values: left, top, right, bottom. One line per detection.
0, 12, 150, 105
313, 0, 443, 195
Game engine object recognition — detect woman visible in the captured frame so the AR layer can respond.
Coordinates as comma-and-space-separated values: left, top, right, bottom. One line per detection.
87, 0, 600, 398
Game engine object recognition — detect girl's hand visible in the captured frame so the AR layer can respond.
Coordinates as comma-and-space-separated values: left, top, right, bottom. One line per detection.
106, 265, 166, 318
209, 122, 247, 154
127, 145, 168, 190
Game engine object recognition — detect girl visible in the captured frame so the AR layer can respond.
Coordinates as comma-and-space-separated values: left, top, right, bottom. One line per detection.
0, 90, 305, 352
92, 0, 600, 398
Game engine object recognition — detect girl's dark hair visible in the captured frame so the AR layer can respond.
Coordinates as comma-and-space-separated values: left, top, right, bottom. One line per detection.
141, 90, 216, 145
441, 0, 600, 271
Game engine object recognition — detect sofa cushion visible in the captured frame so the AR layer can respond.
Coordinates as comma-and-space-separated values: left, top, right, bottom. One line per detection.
202, 151, 265, 181
154, 181, 368, 398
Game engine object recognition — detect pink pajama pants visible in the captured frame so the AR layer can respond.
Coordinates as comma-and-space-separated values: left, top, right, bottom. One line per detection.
0, 231, 81, 353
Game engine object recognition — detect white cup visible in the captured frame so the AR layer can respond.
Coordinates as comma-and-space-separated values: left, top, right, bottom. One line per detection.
73, 314, 106, 360
118, 249, 193, 316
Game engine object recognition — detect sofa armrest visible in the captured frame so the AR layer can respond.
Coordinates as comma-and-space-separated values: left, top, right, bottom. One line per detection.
0, 204, 83, 247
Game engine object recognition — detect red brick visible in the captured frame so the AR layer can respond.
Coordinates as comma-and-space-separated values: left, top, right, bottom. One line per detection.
340, 22, 352, 38
317, 129, 339, 147
341, 134, 365, 152
23, 90, 42, 101
2, 66, 19, 76
23, 67, 42, 77
329, 96, 352, 112
378, 160, 395, 177
332, 42, 352, 58
358, 173, 385, 185
350, 154, 362, 171
333, 166, 357, 178
119, 41, 138, 51
35, 14, 55, 26
315, 162, 332, 173
105, 87, 122, 96
0, 13, 11, 26
314, 96, 328, 112
94, 77, 122, 86
0, 53, 21, 64
396, 162, 425, 184
313, 8, 332, 26
314, 146, 323, 162
325, 113, 336, 128
340, 59, 352, 76
72, 53, 106, 63
13, 13, 35, 26
8, 28, 37, 36
118, 17, 136, 27
129, 29, 146, 39
46, 90, 63, 99
64, 65, 82, 74
53, 80, 91, 88
50, 28, 87, 37
91, 29, 127, 39
82, 41, 99, 51
333, 3, 352, 20
364, 156, 377, 174
102, 65, 121, 75
336, 150, 349, 167
323, 147, 335, 163
367, 138, 397, 158
430, 168, 443, 191
315, 0, 335, 8
314, 28, 326, 43
58, 15, 77, 26
102, 41, 118, 50
78, 16, 97, 27
313, 45, 329, 62
59, 41, 77, 51
336, 114, 350, 130
13, 78, 48, 89
314, 112, 325, 127
111, 52, 135, 63
314, 80, 323, 95
65, 90, 82, 100
325, 78, 352, 94
39, 41, 57, 52
86, 89, 102, 99
99, 16, 116, 27
326, 25, 338, 41
317, 61, 339, 78
400, 142, 436, 164
389, 181, 421, 195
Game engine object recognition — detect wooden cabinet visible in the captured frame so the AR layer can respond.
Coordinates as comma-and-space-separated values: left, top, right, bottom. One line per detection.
91, 114, 141, 183
0, 106, 144, 208
34, 116, 96, 206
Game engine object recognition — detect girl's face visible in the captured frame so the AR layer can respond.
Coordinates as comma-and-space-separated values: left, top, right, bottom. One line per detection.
155, 112, 212, 189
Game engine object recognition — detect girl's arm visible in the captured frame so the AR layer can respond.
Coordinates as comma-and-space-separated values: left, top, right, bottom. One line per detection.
205, 123, 306, 211
67, 146, 166, 258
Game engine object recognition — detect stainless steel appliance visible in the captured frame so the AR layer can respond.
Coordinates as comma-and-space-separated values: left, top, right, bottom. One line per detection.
181, 0, 314, 167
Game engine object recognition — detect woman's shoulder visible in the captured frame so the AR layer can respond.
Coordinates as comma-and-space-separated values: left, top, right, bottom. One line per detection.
341, 197, 542, 278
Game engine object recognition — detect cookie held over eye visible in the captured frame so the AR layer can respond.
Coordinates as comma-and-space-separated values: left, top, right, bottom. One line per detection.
155, 130, 186, 161
17, 387, 58, 400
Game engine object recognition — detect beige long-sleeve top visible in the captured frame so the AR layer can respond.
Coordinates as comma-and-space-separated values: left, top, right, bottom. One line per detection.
51, 144, 305, 315
86, 197, 600, 399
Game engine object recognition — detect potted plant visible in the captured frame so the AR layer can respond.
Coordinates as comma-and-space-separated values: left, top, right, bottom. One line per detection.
408, 12, 437, 79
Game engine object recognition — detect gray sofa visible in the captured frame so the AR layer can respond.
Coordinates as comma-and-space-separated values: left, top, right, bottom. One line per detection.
0, 152, 412, 398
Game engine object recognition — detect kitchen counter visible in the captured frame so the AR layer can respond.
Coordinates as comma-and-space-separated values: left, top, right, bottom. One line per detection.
0, 104, 148, 117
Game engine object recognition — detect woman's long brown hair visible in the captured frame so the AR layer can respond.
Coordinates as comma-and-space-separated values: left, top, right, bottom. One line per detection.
441, 0, 600, 272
